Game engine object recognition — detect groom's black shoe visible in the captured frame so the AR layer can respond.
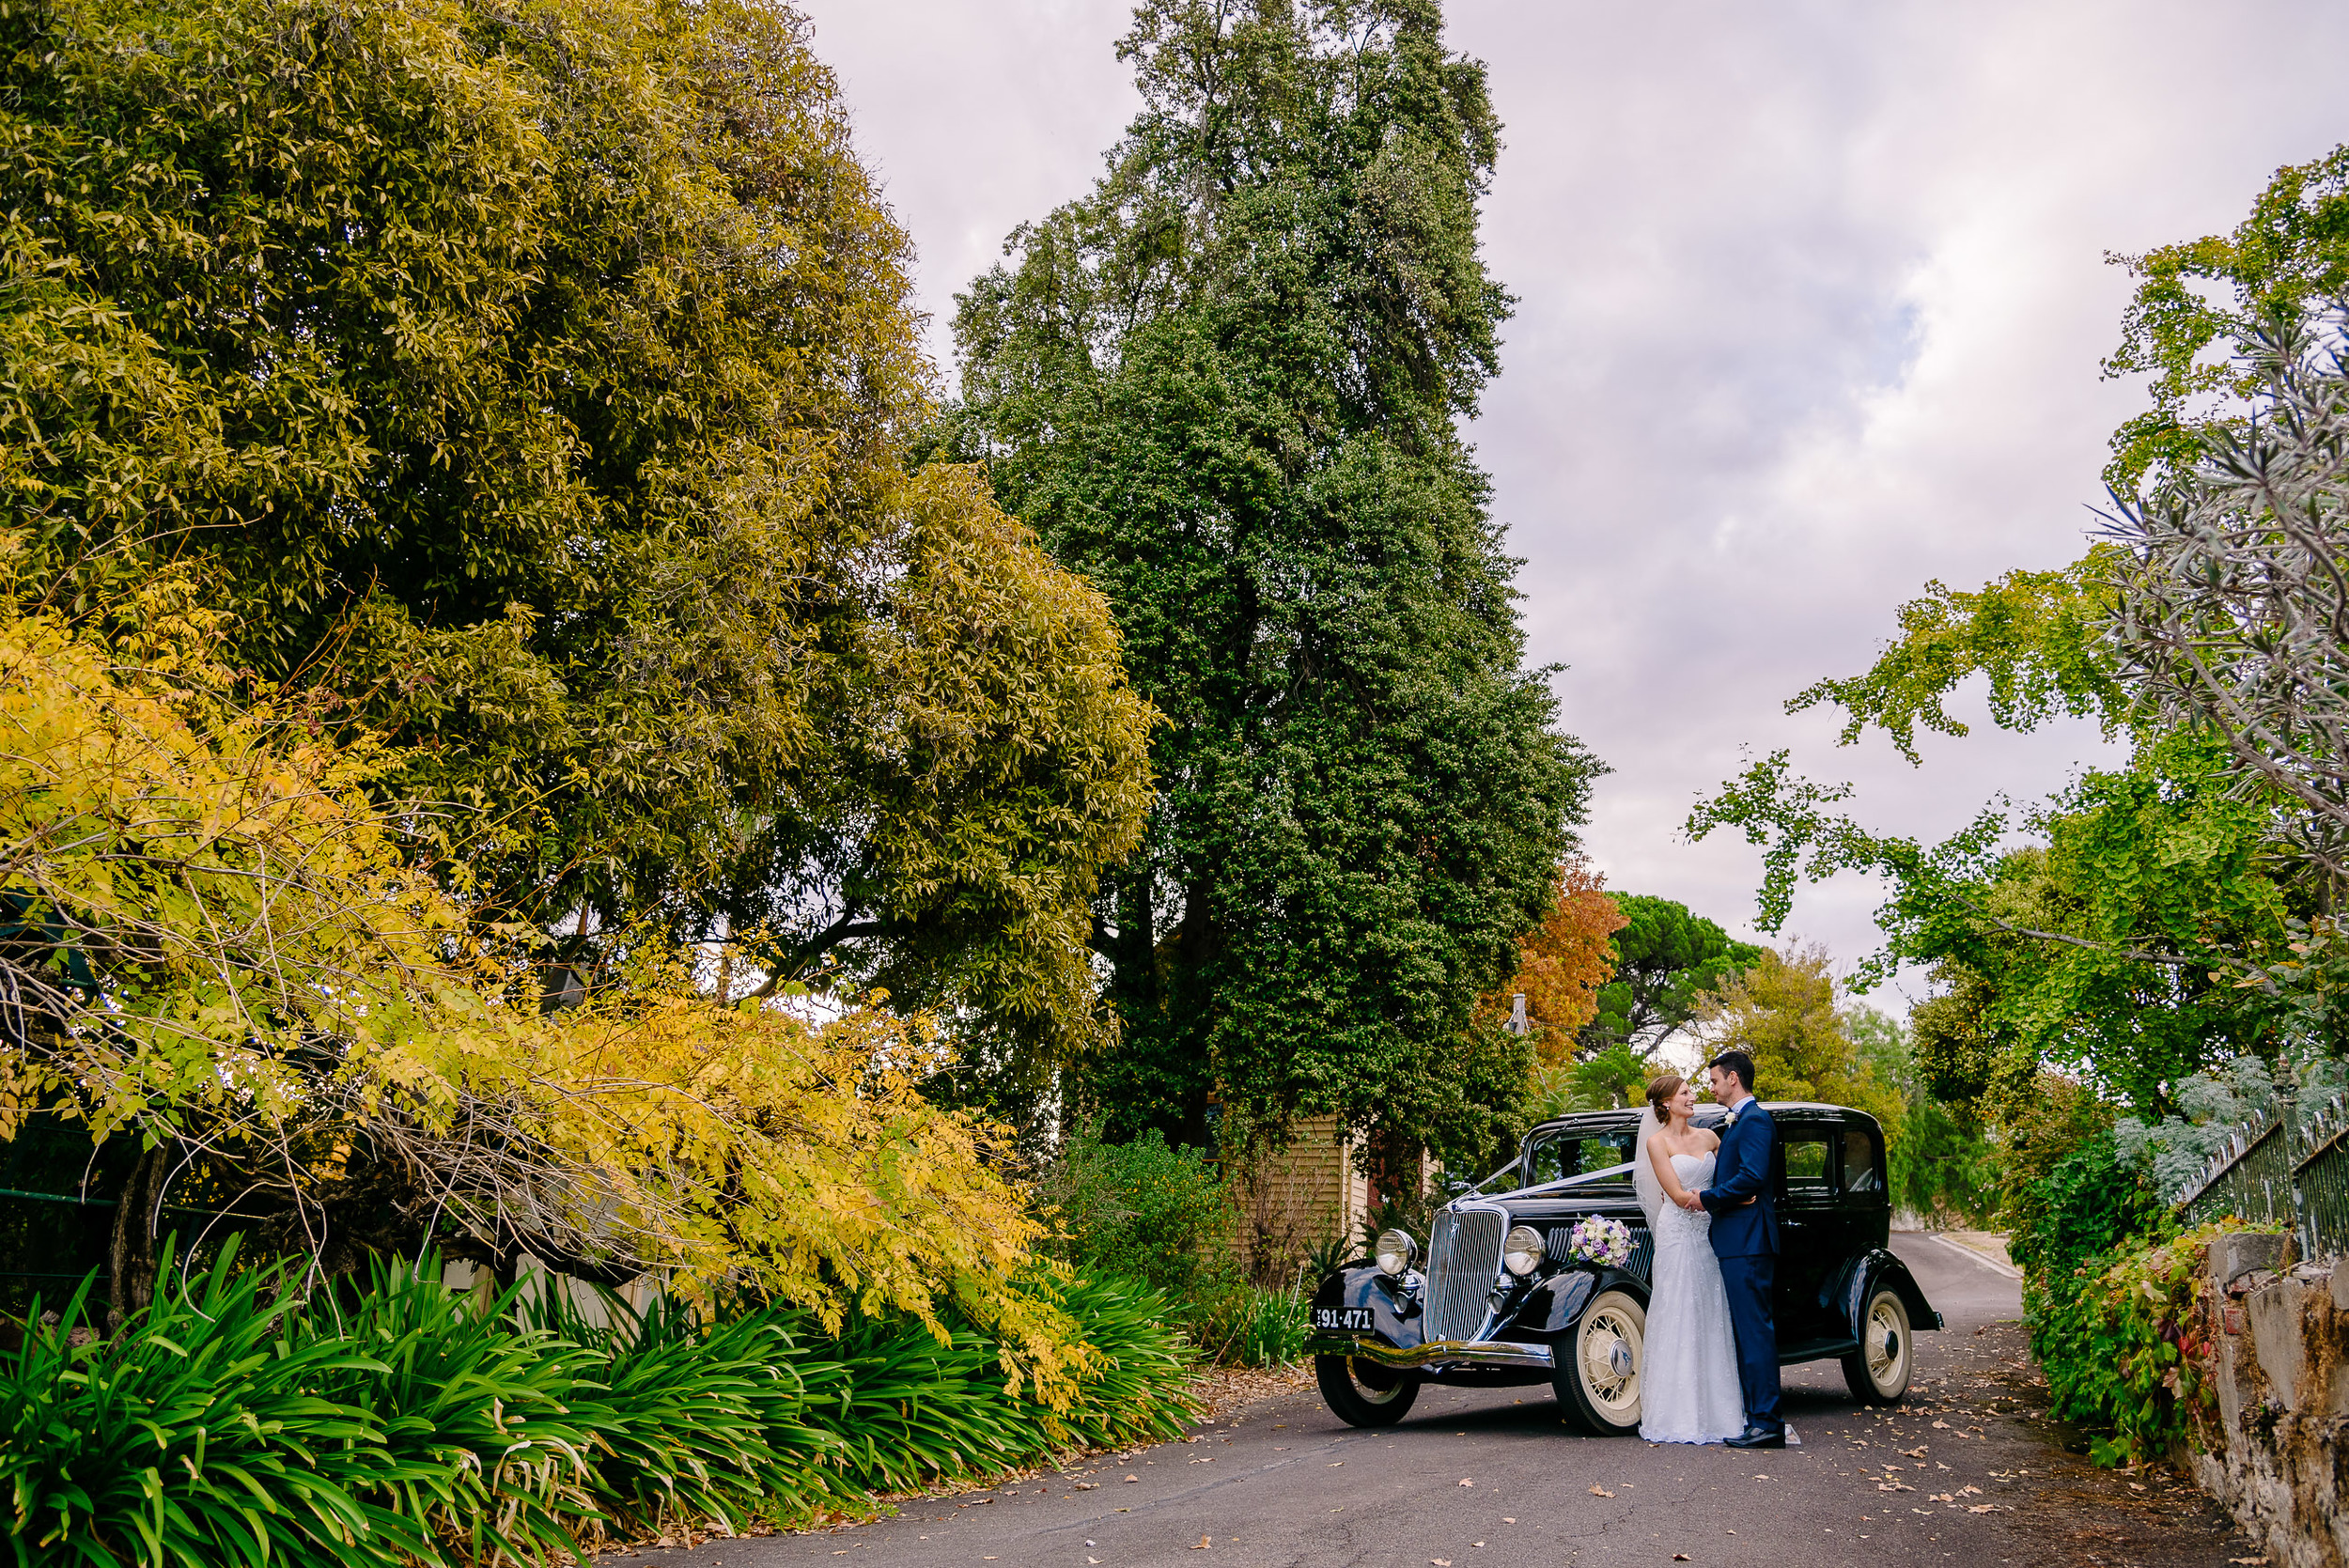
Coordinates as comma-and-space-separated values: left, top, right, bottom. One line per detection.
1724, 1424, 1785, 1450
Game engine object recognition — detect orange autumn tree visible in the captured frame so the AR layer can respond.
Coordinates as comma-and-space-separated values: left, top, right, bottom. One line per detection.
1489, 859, 1627, 1064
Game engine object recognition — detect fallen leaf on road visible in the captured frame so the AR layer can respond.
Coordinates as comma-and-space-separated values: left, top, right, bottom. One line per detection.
1931, 1421, 1950, 1430
1901, 1447, 1927, 1458
1458, 1479, 1474, 1487
1750, 1475, 1771, 1482
1077, 1483, 1098, 1490
2126, 1483, 2146, 1492
1502, 1517, 1516, 1524
2230, 1557, 2271, 1564
1967, 1505, 1998, 1514
1329, 1461, 1344, 1467
1124, 1475, 1138, 1483
1431, 1560, 1452, 1566
1674, 1557, 1690, 1562
1589, 1485, 1614, 1498
1191, 1536, 1210, 1550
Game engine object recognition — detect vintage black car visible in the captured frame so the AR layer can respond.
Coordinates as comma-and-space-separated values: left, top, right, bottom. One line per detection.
1306, 1102, 1943, 1433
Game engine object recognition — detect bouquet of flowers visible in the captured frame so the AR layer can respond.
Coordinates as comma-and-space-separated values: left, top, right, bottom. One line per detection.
1564, 1215, 1633, 1268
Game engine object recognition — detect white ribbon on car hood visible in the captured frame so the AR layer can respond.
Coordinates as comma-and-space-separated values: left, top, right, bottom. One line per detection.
1452, 1160, 1638, 1210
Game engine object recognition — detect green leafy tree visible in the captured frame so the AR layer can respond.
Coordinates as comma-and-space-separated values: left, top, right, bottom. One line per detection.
2104, 145, 2349, 493
1579, 894, 1762, 1057
1845, 1006, 1998, 1224
944, 0, 1595, 1156
1685, 150, 2349, 1114
0, 0, 1154, 1081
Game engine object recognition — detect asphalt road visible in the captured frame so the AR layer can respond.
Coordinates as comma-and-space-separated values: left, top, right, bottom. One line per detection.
632, 1234, 2255, 1568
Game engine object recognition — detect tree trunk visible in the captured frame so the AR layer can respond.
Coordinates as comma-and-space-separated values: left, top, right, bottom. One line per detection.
106, 1141, 172, 1336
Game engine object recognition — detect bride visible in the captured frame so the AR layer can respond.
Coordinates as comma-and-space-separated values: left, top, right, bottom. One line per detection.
1633, 1072, 1749, 1443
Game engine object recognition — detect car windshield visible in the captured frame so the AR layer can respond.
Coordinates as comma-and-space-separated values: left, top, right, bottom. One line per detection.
1524, 1126, 1637, 1188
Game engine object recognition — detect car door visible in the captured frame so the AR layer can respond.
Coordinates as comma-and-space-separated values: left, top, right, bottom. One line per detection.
1772, 1119, 1839, 1341
1838, 1122, 1891, 1254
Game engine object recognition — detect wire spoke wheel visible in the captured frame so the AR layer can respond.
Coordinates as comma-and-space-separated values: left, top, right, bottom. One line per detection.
1842, 1287, 1912, 1405
1555, 1287, 1644, 1434
1315, 1352, 1421, 1427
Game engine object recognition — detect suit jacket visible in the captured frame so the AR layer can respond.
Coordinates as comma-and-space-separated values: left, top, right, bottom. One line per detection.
1700, 1100, 1780, 1258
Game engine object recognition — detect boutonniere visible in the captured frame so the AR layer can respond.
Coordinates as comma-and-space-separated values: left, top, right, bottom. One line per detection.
1723, 1110, 1739, 1126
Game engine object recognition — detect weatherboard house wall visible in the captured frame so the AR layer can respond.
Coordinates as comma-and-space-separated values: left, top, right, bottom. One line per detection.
1234, 1116, 1373, 1259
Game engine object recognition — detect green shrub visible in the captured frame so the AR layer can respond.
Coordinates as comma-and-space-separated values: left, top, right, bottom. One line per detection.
1052, 1274, 1198, 1447
780, 1272, 1196, 1493
2033, 1220, 2265, 1467
303, 1253, 599, 1560
2010, 1129, 2171, 1301
2007, 1129, 2202, 1469
1039, 1122, 1234, 1301
0, 1248, 1197, 1563
1206, 1288, 1306, 1368
1996, 1075, 2118, 1226
0, 1245, 429, 1568
524, 1285, 794, 1540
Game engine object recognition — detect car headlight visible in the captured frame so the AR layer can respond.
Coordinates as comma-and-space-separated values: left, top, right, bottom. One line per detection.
1502, 1224, 1546, 1277
1375, 1229, 1417, 1277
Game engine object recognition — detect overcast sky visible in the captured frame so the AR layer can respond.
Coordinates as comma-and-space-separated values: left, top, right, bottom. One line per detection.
797, 0, 2349, 1011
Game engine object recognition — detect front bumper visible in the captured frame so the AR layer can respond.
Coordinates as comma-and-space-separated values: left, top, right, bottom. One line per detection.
1305, 1336, 1555, 1371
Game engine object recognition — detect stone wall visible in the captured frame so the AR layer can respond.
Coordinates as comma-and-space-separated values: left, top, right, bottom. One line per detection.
2192, 1232, 2349, 1568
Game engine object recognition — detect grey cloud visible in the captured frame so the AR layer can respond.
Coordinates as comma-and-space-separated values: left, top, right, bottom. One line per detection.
800, 0, 2349, 1014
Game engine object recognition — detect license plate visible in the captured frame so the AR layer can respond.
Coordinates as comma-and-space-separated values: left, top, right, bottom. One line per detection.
1312, 1306, 1375, 1333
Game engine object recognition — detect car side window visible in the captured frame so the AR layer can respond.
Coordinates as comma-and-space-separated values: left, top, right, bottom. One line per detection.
1781, 1130, 1834, 1199
1843, 1128, 1885, 1196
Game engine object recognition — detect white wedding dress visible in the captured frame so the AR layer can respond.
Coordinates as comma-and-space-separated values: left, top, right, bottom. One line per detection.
1636, 1150, 1750, 1444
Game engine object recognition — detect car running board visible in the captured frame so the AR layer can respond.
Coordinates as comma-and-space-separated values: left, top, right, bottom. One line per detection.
1775, 1336, 1861, 1364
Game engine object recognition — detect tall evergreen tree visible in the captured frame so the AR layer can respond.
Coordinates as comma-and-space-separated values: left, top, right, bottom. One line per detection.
948, 0, 1597, 1157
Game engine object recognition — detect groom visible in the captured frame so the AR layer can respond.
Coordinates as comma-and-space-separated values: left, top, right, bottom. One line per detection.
1691, 1049, 1783, 1449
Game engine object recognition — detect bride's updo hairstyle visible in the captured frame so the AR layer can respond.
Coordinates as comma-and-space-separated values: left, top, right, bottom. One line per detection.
1645, 1073, 1686, 1122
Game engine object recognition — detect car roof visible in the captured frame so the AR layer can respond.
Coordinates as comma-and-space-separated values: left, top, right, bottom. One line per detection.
1525, 1101, 1875, 1138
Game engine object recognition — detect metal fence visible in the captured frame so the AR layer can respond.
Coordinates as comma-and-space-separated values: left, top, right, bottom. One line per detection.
2293, 1091, 2349, 1264
2178, 1089, 2349, 1261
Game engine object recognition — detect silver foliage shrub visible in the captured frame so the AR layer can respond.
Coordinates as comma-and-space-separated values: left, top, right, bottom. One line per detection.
2106, 303, 2349, 880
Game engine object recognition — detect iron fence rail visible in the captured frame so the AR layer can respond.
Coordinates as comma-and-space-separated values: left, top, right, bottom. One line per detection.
2292, 1092, 2349, 1265
2178, 1090, 2349, 1261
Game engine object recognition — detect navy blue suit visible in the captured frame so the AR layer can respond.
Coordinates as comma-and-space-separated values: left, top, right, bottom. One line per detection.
1700, 1098, 1781, 1433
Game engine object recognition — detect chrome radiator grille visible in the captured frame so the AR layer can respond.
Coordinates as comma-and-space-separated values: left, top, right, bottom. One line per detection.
1424, 1205, 1505, 1343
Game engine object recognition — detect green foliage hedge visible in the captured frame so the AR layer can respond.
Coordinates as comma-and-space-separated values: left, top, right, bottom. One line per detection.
2007, 1129, 2274, 1468
2010, 1129, 2169, 1293
2030, 1221, 2263, 1467
0, 1247, 1195, 1566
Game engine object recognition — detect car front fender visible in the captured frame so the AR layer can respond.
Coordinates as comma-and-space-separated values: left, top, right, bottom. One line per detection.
1493, 1264, 1646, 1342
1309, 1262, 1426, 1349
1829, 1248, 1944, 1333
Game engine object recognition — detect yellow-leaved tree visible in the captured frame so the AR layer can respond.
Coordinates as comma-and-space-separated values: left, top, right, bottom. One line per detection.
0, 558, 1082, 1391
1689, 945, 1906, 1137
